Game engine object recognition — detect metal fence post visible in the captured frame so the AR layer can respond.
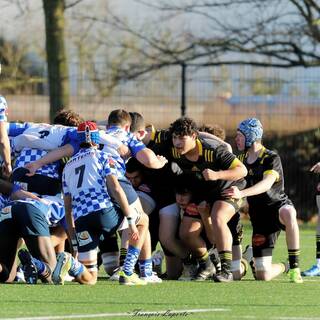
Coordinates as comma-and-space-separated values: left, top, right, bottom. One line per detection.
181, 62, 186, 116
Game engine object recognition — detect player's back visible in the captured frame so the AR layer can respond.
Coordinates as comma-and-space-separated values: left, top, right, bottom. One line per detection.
62, 148, 113, 220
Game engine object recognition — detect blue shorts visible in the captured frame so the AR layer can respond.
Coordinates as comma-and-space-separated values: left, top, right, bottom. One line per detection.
75, 206, 123, 252
0, 202, 51, 237
118, 178, 138, 204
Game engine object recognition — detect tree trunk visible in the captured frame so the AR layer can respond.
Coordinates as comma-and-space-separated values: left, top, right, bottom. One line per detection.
42, 0, 69, 122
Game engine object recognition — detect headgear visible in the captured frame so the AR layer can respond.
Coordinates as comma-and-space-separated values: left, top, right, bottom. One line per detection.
238, 118, 263, 148
77, 121, 99, 145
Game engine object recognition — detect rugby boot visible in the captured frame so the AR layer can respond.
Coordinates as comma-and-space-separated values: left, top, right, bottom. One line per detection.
178, 262, 198, 281
194, 260, 215, 281
209, 247, 221, 274
214, 263, 233, 283
18, 249, 38, 284
119, 270, 147, 285
52, 252, 72, 285
288, 268, 303, 284
140, 272, 162, 284
301, 264, 320, 277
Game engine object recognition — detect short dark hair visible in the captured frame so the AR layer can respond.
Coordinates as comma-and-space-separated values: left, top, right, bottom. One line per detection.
108, 109, 131, 127
129, 112, 145, 133
126, 157, 145, 173
174, 173, 200, 196
199, 123, 226, 140
53, 110, 84, 127
169, 117, 198, 137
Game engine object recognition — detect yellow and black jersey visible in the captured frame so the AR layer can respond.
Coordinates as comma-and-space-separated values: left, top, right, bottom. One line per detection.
167, 138, 245, 197
146, 128, 171, 156
238, 146, 290, 208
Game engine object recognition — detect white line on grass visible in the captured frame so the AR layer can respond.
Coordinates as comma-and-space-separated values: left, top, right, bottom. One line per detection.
3, 308, 230, 320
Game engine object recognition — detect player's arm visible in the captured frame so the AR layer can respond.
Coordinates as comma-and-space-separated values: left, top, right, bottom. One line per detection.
222, 172, 277, 199
99, 130, 130, 158
24, 144, 75, 176
63, 193, 78, 257
0, 121, 11, 177
311, 162, 320, 174
0, 178, 39, 200
202, 158, 247, 181
135, 148, 168, 169
106, 174, 139, 241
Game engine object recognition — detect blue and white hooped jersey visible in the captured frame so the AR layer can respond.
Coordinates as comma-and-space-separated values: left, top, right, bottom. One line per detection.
14, 149, 60, 179
62, 147, 114, 220
0, 96, 8, 122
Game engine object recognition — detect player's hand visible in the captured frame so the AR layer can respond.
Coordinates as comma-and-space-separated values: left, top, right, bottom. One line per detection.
310, 162, 320, 174
128, 224, 139, 241
156, 155, 168, 168
202, 168, 220, 181
24, 162, 40, 176
197, 201, 210, 217
2, 163, 12, 178
221, 186, 242, 199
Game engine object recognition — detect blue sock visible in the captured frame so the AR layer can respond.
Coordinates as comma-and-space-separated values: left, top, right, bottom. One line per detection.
123, 245, 140, 276
31, 257, 46, 275
139, 259, 153, 277
69, 256, 85, 277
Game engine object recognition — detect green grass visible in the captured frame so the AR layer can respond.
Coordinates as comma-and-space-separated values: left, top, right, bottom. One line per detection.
0, 224, 319, 320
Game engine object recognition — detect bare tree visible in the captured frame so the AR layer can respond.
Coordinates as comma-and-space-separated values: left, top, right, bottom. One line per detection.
78, 0, 320, 81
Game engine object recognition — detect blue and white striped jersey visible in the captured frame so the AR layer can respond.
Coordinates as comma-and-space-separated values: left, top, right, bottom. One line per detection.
0, 96, 8, 122
62, 147, 114, 220
8, 122, 78, 151
0, 194, 65, 227
104, 126, 145, 156
14, 149, 60, 179
101, 126, 146, 177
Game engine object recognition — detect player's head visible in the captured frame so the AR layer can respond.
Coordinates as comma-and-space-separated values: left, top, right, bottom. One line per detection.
169, 117, 198, 155
236, 118, 263, 150
129, 112, 146, 140
53, 109, 84, 127
77, 121, 99, 147
174, 173, 200, 209
125, 157, 145, 188
199, 123, 226, 141
107, 109, 131, 131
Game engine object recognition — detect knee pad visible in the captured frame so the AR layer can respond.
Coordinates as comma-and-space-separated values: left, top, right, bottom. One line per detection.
101, 252, 119, 275
78, 250, 98, 272
254, 256, 272, 272
231, 259, 241, 272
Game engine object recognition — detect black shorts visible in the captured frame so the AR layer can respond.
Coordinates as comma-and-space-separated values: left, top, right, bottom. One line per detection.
251, 231, 281, 258
12, 167, 61, 195
249, 203, 288, 235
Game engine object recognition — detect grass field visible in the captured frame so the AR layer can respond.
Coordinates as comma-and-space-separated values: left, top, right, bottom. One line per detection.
0, 223, 320, 320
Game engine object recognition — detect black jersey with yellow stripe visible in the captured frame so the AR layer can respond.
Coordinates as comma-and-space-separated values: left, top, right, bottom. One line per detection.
238, 146, 290, 208
168, 138, 245, 196
147, 128, 171, 156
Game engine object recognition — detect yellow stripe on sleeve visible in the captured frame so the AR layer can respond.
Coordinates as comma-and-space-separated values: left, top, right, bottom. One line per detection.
228, 158, 242, 169
263, 169, 280, 181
